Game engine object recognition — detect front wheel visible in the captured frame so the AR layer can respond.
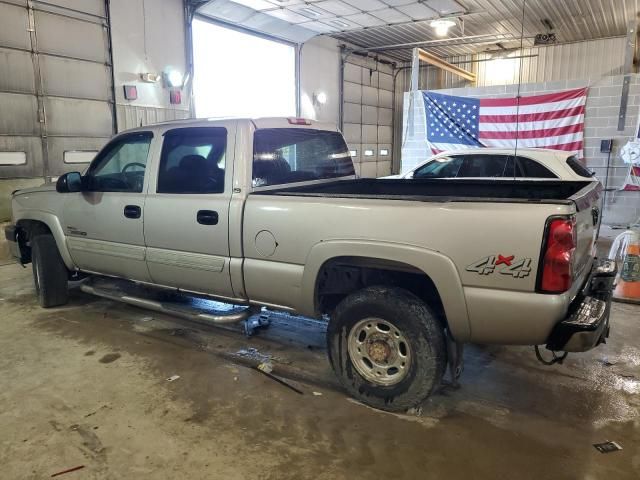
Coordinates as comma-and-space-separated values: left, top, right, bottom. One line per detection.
327, 286, 446, 412
31, 234, 69, 308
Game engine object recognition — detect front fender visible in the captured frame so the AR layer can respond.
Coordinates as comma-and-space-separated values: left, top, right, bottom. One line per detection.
16, 210, 75, 270
300, 240, 471, 341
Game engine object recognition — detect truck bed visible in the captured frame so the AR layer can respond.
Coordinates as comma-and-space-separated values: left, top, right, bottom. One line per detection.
254, 178, 593, 205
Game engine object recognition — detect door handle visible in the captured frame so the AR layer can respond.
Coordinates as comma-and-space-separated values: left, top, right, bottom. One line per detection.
591, 206, 600, 226
197, 210, 218, 225
124, 205, 141, 219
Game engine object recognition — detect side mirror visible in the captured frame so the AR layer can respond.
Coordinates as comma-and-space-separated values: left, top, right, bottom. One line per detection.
56, 172, 83, 193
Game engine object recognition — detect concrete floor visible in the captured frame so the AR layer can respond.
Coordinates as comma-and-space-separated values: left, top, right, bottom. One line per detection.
0, 263, 639, 480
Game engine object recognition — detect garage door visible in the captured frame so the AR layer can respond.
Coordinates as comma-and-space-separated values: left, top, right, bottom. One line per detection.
342, 58, 394, 178
0, 0, 114, 180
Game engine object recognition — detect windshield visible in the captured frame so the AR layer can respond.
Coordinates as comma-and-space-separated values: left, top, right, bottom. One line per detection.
253, 128, 354, 187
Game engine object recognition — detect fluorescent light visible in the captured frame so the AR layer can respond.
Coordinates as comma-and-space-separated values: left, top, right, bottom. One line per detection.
331, 19, 350, 28
430, 19, 456, 37
300, 7, 321, 16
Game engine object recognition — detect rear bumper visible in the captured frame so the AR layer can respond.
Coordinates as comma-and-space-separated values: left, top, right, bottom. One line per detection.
3, 224, 21, 260
545, 259, 617, 352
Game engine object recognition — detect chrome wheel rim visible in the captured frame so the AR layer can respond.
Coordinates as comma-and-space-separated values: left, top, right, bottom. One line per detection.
347, 317, 411, 386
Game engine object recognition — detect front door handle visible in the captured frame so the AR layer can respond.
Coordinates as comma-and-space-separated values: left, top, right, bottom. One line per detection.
124, 205, 141, 219
197, 210, 218, 225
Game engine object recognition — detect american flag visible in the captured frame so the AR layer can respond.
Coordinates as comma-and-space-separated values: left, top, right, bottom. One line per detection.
423, 87, 587, 157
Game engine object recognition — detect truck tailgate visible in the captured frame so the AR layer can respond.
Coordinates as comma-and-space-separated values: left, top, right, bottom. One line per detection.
570, 181, 602, 290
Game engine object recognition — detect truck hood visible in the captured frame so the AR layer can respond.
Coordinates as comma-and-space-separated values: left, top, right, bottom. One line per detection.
13, 182, 56, 196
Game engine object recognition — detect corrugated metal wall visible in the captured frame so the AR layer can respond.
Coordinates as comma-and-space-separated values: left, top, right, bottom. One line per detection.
0, 0, 115, 180
392, 36, 628, 171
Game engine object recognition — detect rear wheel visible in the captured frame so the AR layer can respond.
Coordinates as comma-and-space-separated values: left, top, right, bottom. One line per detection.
31, 235, 69, 308
327, 286, 446, 412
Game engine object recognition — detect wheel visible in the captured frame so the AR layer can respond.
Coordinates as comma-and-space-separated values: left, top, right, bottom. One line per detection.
31, 235, 69, 308
327, 286, 446, 412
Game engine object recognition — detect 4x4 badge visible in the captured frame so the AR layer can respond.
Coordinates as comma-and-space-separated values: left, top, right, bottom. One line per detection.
466, 255, 532, 278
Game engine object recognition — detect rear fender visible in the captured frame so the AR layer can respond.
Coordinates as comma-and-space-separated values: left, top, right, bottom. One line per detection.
300, 240, 471, 341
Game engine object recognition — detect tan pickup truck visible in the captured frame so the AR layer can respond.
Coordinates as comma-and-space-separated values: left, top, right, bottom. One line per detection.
5, 117, 616, 411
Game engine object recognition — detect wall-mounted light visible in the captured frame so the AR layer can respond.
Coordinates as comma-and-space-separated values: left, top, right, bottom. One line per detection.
313, 91, 327, 106
140, 72, 161, 83
164, 69, 184, 88
430, 19, 456, 37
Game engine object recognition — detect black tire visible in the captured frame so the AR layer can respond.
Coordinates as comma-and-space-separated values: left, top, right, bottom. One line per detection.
327, 286, 446, 412
31, 234, 69, 308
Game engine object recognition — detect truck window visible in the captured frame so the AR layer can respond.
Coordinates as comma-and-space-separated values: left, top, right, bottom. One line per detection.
252, 128, 354, 187
412, 156, 463, 178
157, 127, 226, 194
85, 132, 153, 192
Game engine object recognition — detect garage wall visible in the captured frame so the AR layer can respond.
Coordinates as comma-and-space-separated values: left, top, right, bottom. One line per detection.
343, 55, 395, 178
110, 0, 190, 130
0, 0, 115, 181
401, 75, 640, 226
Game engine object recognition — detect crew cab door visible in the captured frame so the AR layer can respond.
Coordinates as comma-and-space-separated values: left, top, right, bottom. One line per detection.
143, 124, 235, 298
62, 131, 155, 281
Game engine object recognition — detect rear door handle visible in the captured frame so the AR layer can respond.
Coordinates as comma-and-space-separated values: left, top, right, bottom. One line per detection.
124, 205, 141, 219
197, 210, 218, 225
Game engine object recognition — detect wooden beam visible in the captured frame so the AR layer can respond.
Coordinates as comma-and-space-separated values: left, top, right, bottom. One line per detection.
417, 48, 476, 83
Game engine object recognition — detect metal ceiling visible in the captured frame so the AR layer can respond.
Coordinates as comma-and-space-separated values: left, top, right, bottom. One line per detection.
333, 0, 638, 61
191, 0, 638, 62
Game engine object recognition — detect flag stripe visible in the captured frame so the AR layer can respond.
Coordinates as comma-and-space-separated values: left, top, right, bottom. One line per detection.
479, 88, 586, 107
484, 136, 582, 149
480, 122, 584, 140
479, 105, 585, 124
479, 115, 584, 134
479, 97, 586, 116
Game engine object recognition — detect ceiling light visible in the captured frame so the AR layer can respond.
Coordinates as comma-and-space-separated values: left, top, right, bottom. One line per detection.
300, 7, 321, 16
430, 19, 456, 37
331, 19, 350, 28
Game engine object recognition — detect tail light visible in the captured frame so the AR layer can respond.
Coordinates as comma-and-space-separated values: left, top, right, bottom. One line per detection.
539, 216, 577, 293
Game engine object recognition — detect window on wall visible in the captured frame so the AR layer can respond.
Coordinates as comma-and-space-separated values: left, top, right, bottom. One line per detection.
192, 19, 296, 118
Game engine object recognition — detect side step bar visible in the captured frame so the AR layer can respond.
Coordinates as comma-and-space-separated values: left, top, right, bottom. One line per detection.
80, 283, 260, 326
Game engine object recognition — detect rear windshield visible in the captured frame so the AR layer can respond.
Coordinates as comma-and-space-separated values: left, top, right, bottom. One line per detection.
253, 128, 354, 187
566, 155, 594, 178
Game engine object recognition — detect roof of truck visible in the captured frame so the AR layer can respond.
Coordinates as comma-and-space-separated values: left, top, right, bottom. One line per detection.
123, 117, 339, 133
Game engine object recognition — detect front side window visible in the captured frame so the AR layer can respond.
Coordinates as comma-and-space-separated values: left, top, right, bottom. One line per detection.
157, 127, 226, 194
85, 132, 153, 192
252, 128, 354, 187
412, 156, 463, 178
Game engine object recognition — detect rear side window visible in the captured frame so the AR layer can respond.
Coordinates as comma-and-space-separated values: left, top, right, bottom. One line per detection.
157, 127, 226, 194
503, 156, 558, 178
253, 128, 354, 187
457, 155, 508, 177
566, 155, 593, 178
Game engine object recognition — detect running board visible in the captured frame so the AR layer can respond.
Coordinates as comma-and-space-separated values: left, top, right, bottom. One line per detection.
79, 283, 259, 326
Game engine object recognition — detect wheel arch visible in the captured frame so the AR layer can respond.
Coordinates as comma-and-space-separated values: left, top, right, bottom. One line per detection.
15, 213, 75, 270
300, 240, 471, 341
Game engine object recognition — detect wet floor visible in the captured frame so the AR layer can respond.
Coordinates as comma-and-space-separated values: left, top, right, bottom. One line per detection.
0, 263, 638, 479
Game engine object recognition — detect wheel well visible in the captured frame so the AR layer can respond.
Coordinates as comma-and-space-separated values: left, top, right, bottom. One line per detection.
15, 220, 52, 264
315, 256, 447, 326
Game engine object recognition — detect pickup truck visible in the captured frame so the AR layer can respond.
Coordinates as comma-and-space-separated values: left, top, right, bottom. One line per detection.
5, 117, 615, 411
